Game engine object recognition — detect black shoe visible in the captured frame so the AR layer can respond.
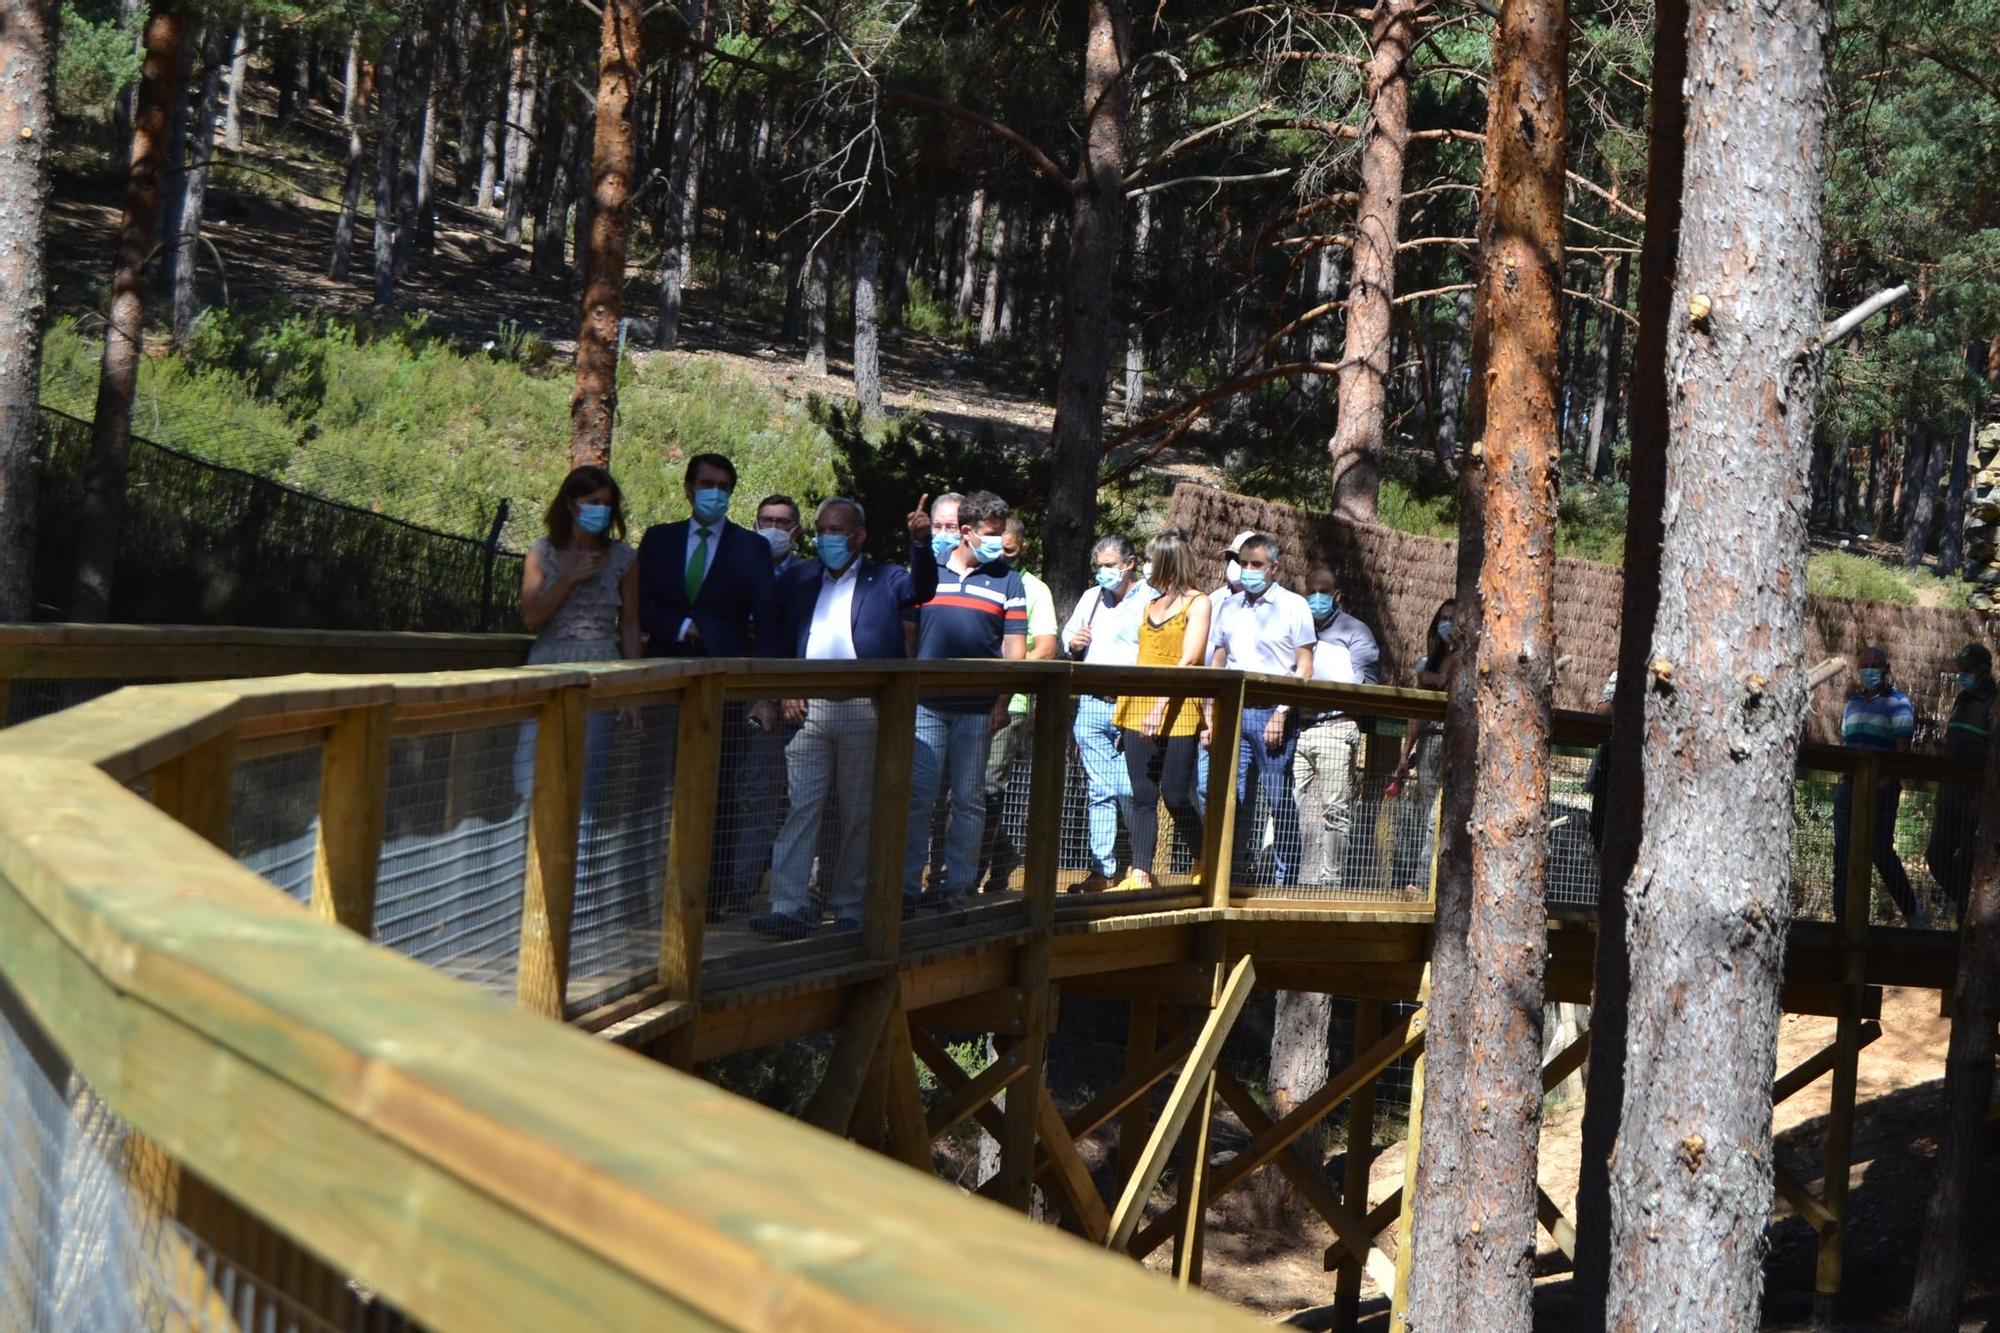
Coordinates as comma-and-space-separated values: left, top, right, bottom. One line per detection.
747, 911, 812, 942
926, 891, 967, 916
832, 916, 862, 932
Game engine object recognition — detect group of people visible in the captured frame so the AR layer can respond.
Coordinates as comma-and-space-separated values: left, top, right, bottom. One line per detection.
520, 456, 1406, 939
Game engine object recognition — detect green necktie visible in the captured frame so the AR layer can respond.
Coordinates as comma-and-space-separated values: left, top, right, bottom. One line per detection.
685, 527, 711, 601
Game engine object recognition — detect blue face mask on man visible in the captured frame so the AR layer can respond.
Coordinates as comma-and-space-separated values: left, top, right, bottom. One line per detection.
1307, 592, 1336, 620
1239, 568, 1268, 596
816, 533, 853, 570
1859, 666, 1885, 690
932, 531, 958, 561
1095, 567, 1124, 593
1958, 671, 1979, 691
576, 502, 612, 535
691, 486, 731, 524
974, 534, 1007, 565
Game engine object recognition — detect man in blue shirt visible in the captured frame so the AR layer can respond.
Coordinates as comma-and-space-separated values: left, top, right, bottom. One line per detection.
1831, 645, 1925, 927
905, 490, 1027, 912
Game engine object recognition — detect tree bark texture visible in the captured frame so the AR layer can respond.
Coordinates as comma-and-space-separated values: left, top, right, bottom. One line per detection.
1435, 287, 1473, 461
977, 207, 1006, 347
1260, 989, 1332, 1220
854, 226, 883, 424
654, 2, 708, 349
370, 37, 401, 306
1045, 0, 1129, 614
329, 53, 372, 281
1938, 417, 1975, 577
953, 188, 986, 322
169, 17, 225, 346
413, 54, 440, 257
71, 2, 185, 622
1906, 707, 2000, 1329
1583, 250, 1624, 478
1571, 0, 1687, 1321
1325, 0, 1416, 524
221, 9, 248, 150
1403, 0, 1565, 1320
804, 241, 828, 376
502, 3, 536, 243
0, 0, 56, 620
1603, 0, 1833, 1319
1903, 423, 1943, 566
1123, 179, 1153, 420
570, 0, 642, 469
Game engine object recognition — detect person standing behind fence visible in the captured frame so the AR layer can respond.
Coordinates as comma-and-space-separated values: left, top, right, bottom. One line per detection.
1194, 532, 1257, 819
727, 494, 811, 909
1831, 645, 1926, 928
977, 517, 1060, 893
1925, 643, 1994, 922
1292, 566, 1380, 889
1388, 598, 1457, 893
904, 491, 1027, 913
1061, 534, 1149, 893
520, 466, 640, 664
1207, 534, 1315, 891
1112, 530, 1209, 892
747, 496, 939, 941
636, 452, 781, 919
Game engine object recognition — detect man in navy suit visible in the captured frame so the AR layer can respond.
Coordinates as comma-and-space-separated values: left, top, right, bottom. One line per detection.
636, 453, 781, 918
748, 494, 936, 939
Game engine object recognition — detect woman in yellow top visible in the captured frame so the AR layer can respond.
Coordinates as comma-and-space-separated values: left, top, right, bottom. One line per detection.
1112, 529, 1214, 890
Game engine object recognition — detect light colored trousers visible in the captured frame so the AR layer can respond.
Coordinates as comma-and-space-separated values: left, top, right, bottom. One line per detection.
1072, 694, 1133, 876
1294, 718, 1360, 888
767, 699, 876, 921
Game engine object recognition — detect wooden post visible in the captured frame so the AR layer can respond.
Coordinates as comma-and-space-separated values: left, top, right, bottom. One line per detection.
1170, 1060, 1216, 1288
1390, 973, 1431, 1332
1201, 675, 1246, 906
518, 687, 587, 1018
659, 671, 724, 1068
1117, 1000, 1159, 1189
152, 730, 235, 848
1335, 999, 1385, 1332
310, 702, 392, 935
865, 675, 920, 960
1816, 754, 1875, 1323
994, 669, 1069, 1212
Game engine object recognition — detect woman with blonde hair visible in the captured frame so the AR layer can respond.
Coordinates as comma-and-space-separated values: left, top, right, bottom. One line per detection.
1111, 528, 1212, 890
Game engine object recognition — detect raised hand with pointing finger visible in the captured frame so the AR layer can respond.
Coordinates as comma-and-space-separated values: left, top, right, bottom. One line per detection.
908, 493, 932, 542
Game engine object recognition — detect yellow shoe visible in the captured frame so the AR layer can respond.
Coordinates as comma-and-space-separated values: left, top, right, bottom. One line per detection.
1113, 873, 1154, 892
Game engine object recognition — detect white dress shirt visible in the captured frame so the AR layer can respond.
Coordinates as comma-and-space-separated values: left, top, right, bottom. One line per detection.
805, 563, 860, 660
1212, 584, 1316, 677
1061, 580, 1152, 666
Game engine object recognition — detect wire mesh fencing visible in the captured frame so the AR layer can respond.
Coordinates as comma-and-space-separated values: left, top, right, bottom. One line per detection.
3, 679, 156, 728
229, 745, 323, 905
566, 702, 676, 1012
1791, 763, 1961, 929
372, 723, 530, 996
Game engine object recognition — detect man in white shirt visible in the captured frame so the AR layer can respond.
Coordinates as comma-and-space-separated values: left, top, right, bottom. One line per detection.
1062, 534, 1150, 891
1196, 530, 1256, 819
1293, 566, 1382, 888
1206, 534, 1315, 890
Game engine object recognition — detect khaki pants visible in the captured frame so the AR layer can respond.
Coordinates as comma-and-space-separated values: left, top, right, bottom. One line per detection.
1294, 718, 1359, 888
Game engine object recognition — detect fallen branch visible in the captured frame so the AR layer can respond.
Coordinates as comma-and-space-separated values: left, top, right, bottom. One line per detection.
1812, 285, 1911, 354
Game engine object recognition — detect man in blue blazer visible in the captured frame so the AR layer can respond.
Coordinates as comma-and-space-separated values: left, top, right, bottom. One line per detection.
636, 453, 782, 658
636, 452, 781, 920
749, 494, 936, 940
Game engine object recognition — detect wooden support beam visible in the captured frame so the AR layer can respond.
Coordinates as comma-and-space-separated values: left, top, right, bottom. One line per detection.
1776, 1164, 1839, 1233
864, 676, 919, 960
1334, 1000, 1384, 1333
910, 1025, 1014, 1143
1536, 1187, 1577, 1261
1200, 675, 1247, 906
518, 688, 587, 1018
1115, 1001, 1161, 1193
151, 730, 236, 848
1037, 1087, 1112, 1243
909, 986, 1031, 1035
882, 1008, 933, 1172
309, 703, 391, 935
1105, 955, 1256, 1253
1074, 1022, 1200, 1146
805, 976, 901, 1135
1389, 974, 1431, 1333
1170, 1063, 1215, 1287
659, 673, 723, 1069
1816, 755, 1876, 1322
1773, 1021, 1882, 1106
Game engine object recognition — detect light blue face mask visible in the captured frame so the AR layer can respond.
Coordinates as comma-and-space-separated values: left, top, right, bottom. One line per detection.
816, 533, 853, 570
1859, 667, 1885, 690
576, 503, 612, 535
1307, 592, 1336, 620
1239, 568, 1268, 595
1095, 567, 1124, 593
974, 535, 1007, 565
932, 531, 958, 561
691, 486, 731, 524
1960, 672, 1980, 690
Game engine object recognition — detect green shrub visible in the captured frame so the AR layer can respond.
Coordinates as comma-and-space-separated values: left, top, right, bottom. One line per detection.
55, 3, 142, 122
898, 274, 968, 342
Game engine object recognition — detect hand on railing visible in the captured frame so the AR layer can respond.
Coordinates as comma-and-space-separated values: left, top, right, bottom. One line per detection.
988, 698, 1010, 734
783, 698, 808, 726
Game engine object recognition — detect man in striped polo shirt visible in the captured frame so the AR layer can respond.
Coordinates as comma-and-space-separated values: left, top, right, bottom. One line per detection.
904, 490, 1028, 912
1831, 645, 1925, 927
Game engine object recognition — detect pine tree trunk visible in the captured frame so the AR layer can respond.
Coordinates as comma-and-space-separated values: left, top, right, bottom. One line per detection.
570, 0, 641, 469
413, 50, 440, 257
1904, 423, 1943, 566
567, 94, 592, 285
530, 97, 573, 280
1604, 0, 1832, 1320
109, 0, 143, 159
804, 241, 828, 375
221, 9, 248, 150
1907, 711, 2000, 1329
1260, 990, 1332, 1221
654, 4, 708, 349
0, 0, 57, 620
370, 36, 401, 306
953, 188, 986, 323
273, 29, 297, 126
1434, 286, 1472, 460
502, 4, 535, 244
1299, 240, 1341, 401
1830, 433, 1852, 531
1582, 250, 1620, 478
477, 100, 499, 210
1569, 0, 1685, 1320
154, 24, 194, 304
1938, 357, 1978, 575
169, 16, 225, 347
1324, 0, 1416, 524
780, 229, 805, 343
1045, 0, 1129, 613
854, 226, 883, 424
329, 48, 371, 281
976, 206, 1005, 346
1124, 184, 1153, 420
72, 2, 186, 622
1597, 255, 1630, 478
1403, 0, 1565, 1318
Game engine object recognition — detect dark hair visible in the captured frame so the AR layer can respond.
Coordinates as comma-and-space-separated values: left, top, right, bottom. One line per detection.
1240, 533, 1280, 563
544, 466, 626, 546
757, 494, 801, 527
959, 490, 1011, 529
1426, 598, 1458, 656
683, 452, 737, 489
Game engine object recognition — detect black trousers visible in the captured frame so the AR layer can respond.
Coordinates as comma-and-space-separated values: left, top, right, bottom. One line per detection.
1121, 730, 1202, 876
